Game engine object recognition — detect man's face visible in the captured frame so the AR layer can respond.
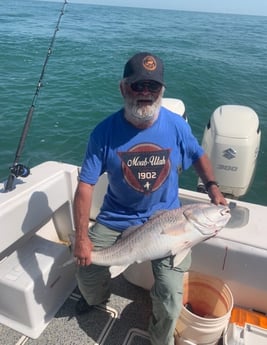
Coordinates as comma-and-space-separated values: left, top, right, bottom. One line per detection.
122, 80, 164, 125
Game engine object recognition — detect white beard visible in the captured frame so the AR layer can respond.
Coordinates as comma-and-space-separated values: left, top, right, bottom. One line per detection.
124, 88, 164, 126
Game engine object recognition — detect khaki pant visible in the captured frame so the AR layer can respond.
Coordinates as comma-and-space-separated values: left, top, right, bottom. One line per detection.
76, 222, 191, 345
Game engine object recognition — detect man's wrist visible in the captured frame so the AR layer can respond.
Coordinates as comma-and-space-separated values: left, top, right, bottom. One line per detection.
205, 180, 219, 191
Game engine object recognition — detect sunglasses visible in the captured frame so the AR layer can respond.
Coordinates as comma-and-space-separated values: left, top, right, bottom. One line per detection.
130, 81, 162, 93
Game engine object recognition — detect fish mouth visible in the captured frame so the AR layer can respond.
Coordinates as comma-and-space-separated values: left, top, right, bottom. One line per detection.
220, 207, 231, 216
190, 205, 231, 235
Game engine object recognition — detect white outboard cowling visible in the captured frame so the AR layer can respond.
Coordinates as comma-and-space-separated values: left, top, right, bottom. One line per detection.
198, 105, 261, 199
162, 98, 187, 121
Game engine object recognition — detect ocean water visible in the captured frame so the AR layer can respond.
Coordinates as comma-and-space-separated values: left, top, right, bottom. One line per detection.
0, 0, 266, 205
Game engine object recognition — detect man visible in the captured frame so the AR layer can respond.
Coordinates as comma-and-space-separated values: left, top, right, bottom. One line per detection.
74, 52, 226, 345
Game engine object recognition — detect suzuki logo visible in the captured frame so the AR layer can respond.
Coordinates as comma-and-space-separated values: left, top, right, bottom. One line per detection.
223, 148, 236, 160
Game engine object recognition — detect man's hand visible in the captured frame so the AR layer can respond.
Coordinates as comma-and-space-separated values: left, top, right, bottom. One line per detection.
74, 236, 93, 266
207, 184, 227, 206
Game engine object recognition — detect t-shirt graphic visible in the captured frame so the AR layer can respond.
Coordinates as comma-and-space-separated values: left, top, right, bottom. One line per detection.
118, 143, 171, 193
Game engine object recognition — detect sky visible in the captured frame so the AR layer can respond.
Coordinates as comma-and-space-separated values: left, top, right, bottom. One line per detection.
66, 0, 267, 16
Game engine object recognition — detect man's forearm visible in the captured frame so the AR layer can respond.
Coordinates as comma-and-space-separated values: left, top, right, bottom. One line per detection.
73, 181, 94, 239
193, 153, 216, 185
194, 154, 227, 205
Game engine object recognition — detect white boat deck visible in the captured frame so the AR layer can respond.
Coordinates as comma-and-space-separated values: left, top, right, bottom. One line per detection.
0, 274, 153, 345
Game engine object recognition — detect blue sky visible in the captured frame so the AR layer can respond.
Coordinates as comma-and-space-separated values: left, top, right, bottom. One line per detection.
67, 0, 267, 16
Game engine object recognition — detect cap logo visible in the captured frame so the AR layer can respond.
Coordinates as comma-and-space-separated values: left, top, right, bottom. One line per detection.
143, 55, 157, 71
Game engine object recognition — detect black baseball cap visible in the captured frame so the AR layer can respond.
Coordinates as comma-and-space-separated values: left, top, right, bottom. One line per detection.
123, 52, 165, 85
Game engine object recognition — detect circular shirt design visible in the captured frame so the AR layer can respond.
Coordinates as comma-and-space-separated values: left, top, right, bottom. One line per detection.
118, 143, 171, 193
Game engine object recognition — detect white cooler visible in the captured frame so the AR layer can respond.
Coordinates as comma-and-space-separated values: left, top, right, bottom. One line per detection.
0, 233, 76, 338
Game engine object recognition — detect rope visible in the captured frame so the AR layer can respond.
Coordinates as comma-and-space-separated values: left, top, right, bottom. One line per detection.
5, 0, 68, 192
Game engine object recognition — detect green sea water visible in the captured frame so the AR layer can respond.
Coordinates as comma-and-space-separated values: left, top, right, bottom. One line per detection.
0, 0, 266, 205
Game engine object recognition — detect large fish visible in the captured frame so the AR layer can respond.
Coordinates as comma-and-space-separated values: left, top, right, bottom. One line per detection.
90, 203, 231, 278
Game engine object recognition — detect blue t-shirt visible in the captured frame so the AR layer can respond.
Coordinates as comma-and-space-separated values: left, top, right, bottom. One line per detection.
79, 106, 204, 231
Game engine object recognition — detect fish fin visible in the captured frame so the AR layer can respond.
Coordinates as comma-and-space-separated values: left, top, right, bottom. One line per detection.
172, 248, 191, 267
109, 264, 129, 278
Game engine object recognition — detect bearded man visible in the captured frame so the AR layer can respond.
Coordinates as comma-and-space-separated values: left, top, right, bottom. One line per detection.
73, 52, 226, 345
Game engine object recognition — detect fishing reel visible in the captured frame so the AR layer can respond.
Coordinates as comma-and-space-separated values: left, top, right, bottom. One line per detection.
9, 163, 30, 178
4, 164, 30, 192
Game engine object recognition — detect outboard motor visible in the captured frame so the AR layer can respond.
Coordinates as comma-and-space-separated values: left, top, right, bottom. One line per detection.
198, 105, 261, 199
162, 98, 187, 121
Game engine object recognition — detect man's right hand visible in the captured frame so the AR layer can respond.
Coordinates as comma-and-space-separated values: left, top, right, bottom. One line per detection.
74, 236, 93, 266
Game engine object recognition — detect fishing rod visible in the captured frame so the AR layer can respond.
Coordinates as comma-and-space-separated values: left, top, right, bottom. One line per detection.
4, 0, 68, 192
